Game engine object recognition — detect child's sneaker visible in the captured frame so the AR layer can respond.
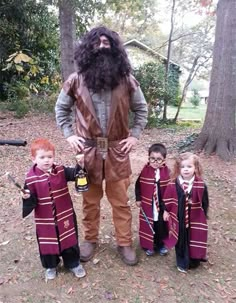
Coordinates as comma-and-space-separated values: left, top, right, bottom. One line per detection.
70, 264, 86, 278
145, 249, 155, 256
45, 268, 57, 280
159, 246, 168, 256
177, 266, 187, 273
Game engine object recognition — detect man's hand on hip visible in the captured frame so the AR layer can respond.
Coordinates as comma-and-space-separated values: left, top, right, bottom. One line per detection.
67, 135, 85, 153
120, 136, 138, 154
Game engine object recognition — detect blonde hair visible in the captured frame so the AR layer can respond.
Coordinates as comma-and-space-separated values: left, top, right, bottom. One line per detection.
171, 152, 203, 180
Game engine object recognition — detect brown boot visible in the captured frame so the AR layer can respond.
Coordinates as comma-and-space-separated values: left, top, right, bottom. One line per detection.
80, 241, 97, 262
117, 246, 138, 266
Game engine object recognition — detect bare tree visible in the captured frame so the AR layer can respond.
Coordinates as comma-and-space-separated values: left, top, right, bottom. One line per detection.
195, 0, 236, 160
173, 19, 214, 122
160, 0, 214, 121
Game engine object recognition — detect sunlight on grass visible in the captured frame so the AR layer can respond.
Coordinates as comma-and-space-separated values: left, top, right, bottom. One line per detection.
167, 102, 207, 121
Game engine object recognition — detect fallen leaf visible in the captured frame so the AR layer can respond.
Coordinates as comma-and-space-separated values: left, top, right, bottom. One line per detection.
24, 236, 32, 241
67, 287, 74, 295
0, 240, 10, 246
93, 258, 100, 265
81, 282, 88, 289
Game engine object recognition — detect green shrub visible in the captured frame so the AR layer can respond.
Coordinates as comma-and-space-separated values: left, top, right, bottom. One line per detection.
190, 89, 201, 107
2, 81, 30, 118
134, 62, 180, 108
30, 93, 57, 113
6, 99, 29, 118
147, 115, 161, 128
4, 81, 29, 101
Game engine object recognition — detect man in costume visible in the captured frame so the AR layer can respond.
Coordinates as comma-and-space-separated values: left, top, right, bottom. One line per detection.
55, 26, 147, 265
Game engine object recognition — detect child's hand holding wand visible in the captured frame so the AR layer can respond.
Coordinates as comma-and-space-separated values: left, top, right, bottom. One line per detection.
20, 189, 30, 199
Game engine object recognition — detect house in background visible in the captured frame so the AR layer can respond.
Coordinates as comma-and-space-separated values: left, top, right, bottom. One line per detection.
186, 90, 209, 104
198, 90, 209, 104
124, 39, 182, 110
124, 38, 181, 74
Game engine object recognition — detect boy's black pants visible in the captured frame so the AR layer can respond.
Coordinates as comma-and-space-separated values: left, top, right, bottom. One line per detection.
40, 245, 80, 269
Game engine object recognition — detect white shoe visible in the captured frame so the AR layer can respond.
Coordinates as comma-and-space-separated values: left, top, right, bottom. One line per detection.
159, 247, 168, 256
177, 266, 187, 273
70, 264, 86, 278
45, 268, 57, 280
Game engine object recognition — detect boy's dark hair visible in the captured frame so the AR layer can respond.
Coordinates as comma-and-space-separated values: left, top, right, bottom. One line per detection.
148, 143, 167, 158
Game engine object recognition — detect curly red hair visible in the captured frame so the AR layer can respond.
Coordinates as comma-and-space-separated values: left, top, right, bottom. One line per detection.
30, 138, 55, 157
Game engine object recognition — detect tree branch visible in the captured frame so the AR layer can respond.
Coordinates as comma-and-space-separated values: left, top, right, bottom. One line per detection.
154, 32, 200, 51
186, 55, 212, 85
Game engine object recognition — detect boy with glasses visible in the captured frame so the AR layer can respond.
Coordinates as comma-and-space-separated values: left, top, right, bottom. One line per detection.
135, 143, 170, 256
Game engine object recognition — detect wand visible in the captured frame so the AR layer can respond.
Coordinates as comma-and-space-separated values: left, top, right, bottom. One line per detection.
6, 172, 27, 194
140, 207, 155, 235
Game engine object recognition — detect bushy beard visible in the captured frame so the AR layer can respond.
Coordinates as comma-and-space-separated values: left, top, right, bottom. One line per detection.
82, 48, 122, 93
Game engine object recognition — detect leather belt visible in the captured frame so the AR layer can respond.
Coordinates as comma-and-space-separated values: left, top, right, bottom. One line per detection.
84, 137, 121, 152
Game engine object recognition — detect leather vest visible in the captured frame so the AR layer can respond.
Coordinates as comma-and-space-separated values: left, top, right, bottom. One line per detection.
63, 73, 139, 184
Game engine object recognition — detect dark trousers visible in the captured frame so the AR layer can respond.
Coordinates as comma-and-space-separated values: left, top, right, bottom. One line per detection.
153, 220, 167, 250
175, 240, 201, 270
39, 212, 80, 269
175, 241, 189, 270
40, 245, 80, 269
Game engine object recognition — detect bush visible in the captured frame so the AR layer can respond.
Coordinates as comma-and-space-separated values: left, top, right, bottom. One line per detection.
1, 79, 57, 118
12, 100, 29, 118
134, 62, 180, 108
3, 81, 29, 100
147, 115, 161, 128
30, 93, 57, 113
190, 89, 201, 107
2, 81, 30, 118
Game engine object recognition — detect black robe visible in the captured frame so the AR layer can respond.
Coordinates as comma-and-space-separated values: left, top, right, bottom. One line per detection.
175, 180, 209, 267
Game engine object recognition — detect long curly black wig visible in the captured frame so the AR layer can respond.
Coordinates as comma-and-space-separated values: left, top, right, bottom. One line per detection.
74, 26, 132, 92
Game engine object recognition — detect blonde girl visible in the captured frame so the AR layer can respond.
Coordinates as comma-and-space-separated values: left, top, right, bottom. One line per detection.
163, 152, 209, 273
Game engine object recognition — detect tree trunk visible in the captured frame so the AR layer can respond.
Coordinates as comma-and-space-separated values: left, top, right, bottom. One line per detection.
173, 56, 200, 122
162, 0, 176, 121
195, 0, 236, 161
173, 84, 188, 122
58, 0, 76, 81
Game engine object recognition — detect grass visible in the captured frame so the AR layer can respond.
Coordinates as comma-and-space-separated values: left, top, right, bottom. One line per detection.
147, 102, 207, 129
167, 102, 207, 121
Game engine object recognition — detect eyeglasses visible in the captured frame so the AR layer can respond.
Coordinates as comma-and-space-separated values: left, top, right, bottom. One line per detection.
149, 157, 164, 164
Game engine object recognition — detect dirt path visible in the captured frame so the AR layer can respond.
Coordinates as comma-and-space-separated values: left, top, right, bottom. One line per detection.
0, 114, 235, 303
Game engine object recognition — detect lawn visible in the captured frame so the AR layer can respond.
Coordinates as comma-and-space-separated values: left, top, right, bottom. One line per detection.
167, 102, 207, 121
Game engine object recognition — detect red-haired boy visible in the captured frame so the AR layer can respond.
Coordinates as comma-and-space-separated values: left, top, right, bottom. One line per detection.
21, 138, 86, 280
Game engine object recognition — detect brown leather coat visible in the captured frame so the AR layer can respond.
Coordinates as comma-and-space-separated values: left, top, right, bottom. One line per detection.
63, 73, 139, 184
